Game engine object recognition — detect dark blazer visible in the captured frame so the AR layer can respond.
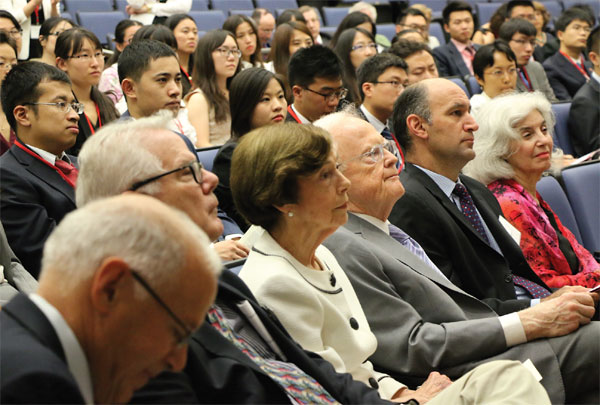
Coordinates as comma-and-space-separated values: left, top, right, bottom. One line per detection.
568, 78, 600, 157
433, 41, 480, 78
0, 145, 77, 278
132, 270, 389, 404
389, 163, 549, 315
0, 294, 85, 404
543, 52, 593, 100
516, 60, 557, 102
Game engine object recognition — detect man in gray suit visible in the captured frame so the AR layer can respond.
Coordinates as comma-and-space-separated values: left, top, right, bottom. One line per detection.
315, 111, 599, 404
0, 223, 37, 305
499, 18, 557, 102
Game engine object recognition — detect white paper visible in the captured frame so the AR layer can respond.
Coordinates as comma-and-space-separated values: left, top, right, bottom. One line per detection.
499, 216, 521, 245
522, 359, 543, 382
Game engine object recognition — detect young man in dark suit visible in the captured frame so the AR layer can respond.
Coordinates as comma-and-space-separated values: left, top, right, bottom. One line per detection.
0, 62, 79, 278
433, 1, 479, 78
543, 7, 593, 100
568, 25, 600, 156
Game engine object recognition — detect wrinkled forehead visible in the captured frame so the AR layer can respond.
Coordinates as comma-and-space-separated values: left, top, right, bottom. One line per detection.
336, 120, 384, 156
143, 129, 197, 167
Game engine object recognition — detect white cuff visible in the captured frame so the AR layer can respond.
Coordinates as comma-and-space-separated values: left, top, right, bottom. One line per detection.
499, 312, 527, 346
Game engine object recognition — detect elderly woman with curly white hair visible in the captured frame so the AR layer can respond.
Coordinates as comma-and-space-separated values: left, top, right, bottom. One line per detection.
464, 92, 599, 289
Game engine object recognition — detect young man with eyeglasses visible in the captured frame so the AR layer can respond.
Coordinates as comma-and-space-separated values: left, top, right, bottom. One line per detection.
499, 18, 557, 102
543, 7, 594, 100
0, 61, 80, 278
433, 1, 479, 78
286, 45, 344, 124
395, 8, 429, 43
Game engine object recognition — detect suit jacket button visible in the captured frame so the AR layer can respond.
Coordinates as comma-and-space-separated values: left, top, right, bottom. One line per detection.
368, 377, 379, 389
330, 274, 336, 286
504, 274, 513, 283
349, 317, 359, 330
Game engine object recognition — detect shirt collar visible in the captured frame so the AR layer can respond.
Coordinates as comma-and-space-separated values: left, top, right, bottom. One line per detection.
450, 38, 473, 52
592, 71, 600, 85
359, 105, 386, 133
353, 212, 390, 235
290, 104, 312, 124
413, 164, 458, 198
28, 293, 94, 404
26, 144, 68, 166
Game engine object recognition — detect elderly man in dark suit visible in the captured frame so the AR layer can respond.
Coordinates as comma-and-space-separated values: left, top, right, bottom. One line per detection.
0, 62, 79, 278
0, 194, 220, 404
543, 8, 593, 100
433, 1, 479, 78
568, 25, 600, 157
316, 110, 598, 404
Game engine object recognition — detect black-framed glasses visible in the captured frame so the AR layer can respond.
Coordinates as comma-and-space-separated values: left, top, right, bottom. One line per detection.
336, 139, 400, 171
304, 87, 348, 103
129, 161, 204, 191
131, 270, 193, 346
23, 101, 85, 114
371, 80, 405, 89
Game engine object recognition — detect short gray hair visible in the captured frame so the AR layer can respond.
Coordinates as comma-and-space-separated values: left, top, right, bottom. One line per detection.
76, 112, 173, 207
463, 91, 560, 184
349, 1, 377, 21
41, 195, 221, 297
391, 82, 431, 153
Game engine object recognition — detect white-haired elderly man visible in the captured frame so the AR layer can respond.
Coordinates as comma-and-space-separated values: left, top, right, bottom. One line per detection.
316, 84, 599, 403
0, 194, 220, 404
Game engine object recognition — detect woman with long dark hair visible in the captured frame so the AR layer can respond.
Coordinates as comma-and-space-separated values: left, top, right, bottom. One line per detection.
0, 30, 18, 155
265, 21, 312, 78
329, 11, 376, 49
30, 17, 76, 66
55, 28, 118, 155
166, 13, 197, 96
222, 14, 263, 69
185, 29, 241, 146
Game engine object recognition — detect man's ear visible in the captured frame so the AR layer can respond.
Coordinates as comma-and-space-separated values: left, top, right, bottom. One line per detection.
291, 84, 303, 101
406, 114, 429, 141
121, 78, 137, 101
443, 23, 450, 34
89, 258, 131, 315
12, 105, 32, 128
556, 30, 564, 42
475, 75, 485, 88
362, 82, 374, 99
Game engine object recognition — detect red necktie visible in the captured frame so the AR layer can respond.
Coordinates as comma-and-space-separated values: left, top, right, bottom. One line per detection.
54, 159, 78, 186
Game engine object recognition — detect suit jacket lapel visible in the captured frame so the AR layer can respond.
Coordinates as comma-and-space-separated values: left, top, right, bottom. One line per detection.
12, 147, 76, 206
448, 42, 469, 78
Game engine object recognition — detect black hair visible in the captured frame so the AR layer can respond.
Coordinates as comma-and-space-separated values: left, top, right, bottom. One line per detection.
442, 1, 474, 25
392, 82, 431, 153
555, 7, 594, 34
223, 14, 263, 67
276, 9, 306, 26
132, 24, 177, 49
288, 44, 342, 88
106, 19, 142, 66
230, 67, 286, 139
498, 18, 537, 42
118, 39, 177, 84
0, 11, 21, 32
39, 16, 77, 38
473, 40, 517, 79
396, 8, 427, 26
0, 29, 18, 56
334, 27, 375, 105
268, 21, 312, 78
506, 0, 535, 17
387, 38, 433, 59
357, 53, 407, 100
330, 12, 376, 48
588, 25, 600, 54
1, 61, 70, 132
165, 13, 196, 72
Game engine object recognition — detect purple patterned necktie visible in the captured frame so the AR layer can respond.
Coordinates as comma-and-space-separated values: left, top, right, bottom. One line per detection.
388, 224, 442, 274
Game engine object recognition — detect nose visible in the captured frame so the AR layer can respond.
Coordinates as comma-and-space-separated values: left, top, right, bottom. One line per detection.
165, 344, 188, 372
168, 80, 182, 98
201, 169, 219, 194
338, 171, 351, 193
464, 112, 479, 132
67, 107, 80, 122
272, 98, 283, 112
383, 147, 399, 167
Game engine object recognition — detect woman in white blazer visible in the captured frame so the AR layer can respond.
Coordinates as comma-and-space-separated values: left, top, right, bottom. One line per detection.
0, 0, 58, 59
231, 123, 452, 403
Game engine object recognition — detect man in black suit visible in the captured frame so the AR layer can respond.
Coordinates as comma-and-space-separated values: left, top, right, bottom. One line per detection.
0, 194, 220, 404
543, 7, 593, 100
0, 62, 79, 278
286, 45, 344, 124
300, 6, 331, 46
568, 25, 600, 156
388, 78, 571, 313
388, 39, 439, 84
433, 1, 479, 78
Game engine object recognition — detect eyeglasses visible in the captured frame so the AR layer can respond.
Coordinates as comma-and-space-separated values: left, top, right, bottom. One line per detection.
69, 51, 103, 62
2, 28, 22, 38
214, 47, 242, 58
23, 101, 85, 114
567, 24, 591, 33
351, 42, 377, 52
304, 87, 348, 102
130, 160, 204, 191
131, 270, 193, 347
0, 60, 17, 71
484, 67, 518, 77
336, 139, 400, 171
510, 39, 537, 47
371, 80, 404, 89
400, 23, 427, 33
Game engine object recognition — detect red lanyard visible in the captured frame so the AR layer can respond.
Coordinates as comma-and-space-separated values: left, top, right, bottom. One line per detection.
559, 51, 590, 80
83, 102, 102, 135
519, 67, 533, 92
287, 105, 302, 123
181, 66, 192, 84
14, 140, 75, 188
173, 118, 184, 134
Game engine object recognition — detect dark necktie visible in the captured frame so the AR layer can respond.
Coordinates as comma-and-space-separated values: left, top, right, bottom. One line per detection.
452, 183, 490, 244
55, 158, 78, 185
381, 127, 393, 141
512, 275, 551, 298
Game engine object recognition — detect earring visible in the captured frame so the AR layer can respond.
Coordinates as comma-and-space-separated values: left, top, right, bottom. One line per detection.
288, 212, 294, 217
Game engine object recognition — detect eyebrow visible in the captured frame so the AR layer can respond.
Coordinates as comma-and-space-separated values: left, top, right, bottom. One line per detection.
518, 120, 546, 131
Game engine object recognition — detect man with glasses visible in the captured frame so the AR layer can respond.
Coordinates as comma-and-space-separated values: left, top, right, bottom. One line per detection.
286, 45, 344, 124
388, 39, 439, 84
0, 194, 220, 404
395, 8, 429, 43
356, 53, 408, 146
499, 18, 557, 102
0, 61, 80, 278
433, 1, 479, 78
317, 109, 598, 404
543, 7, 594, 100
